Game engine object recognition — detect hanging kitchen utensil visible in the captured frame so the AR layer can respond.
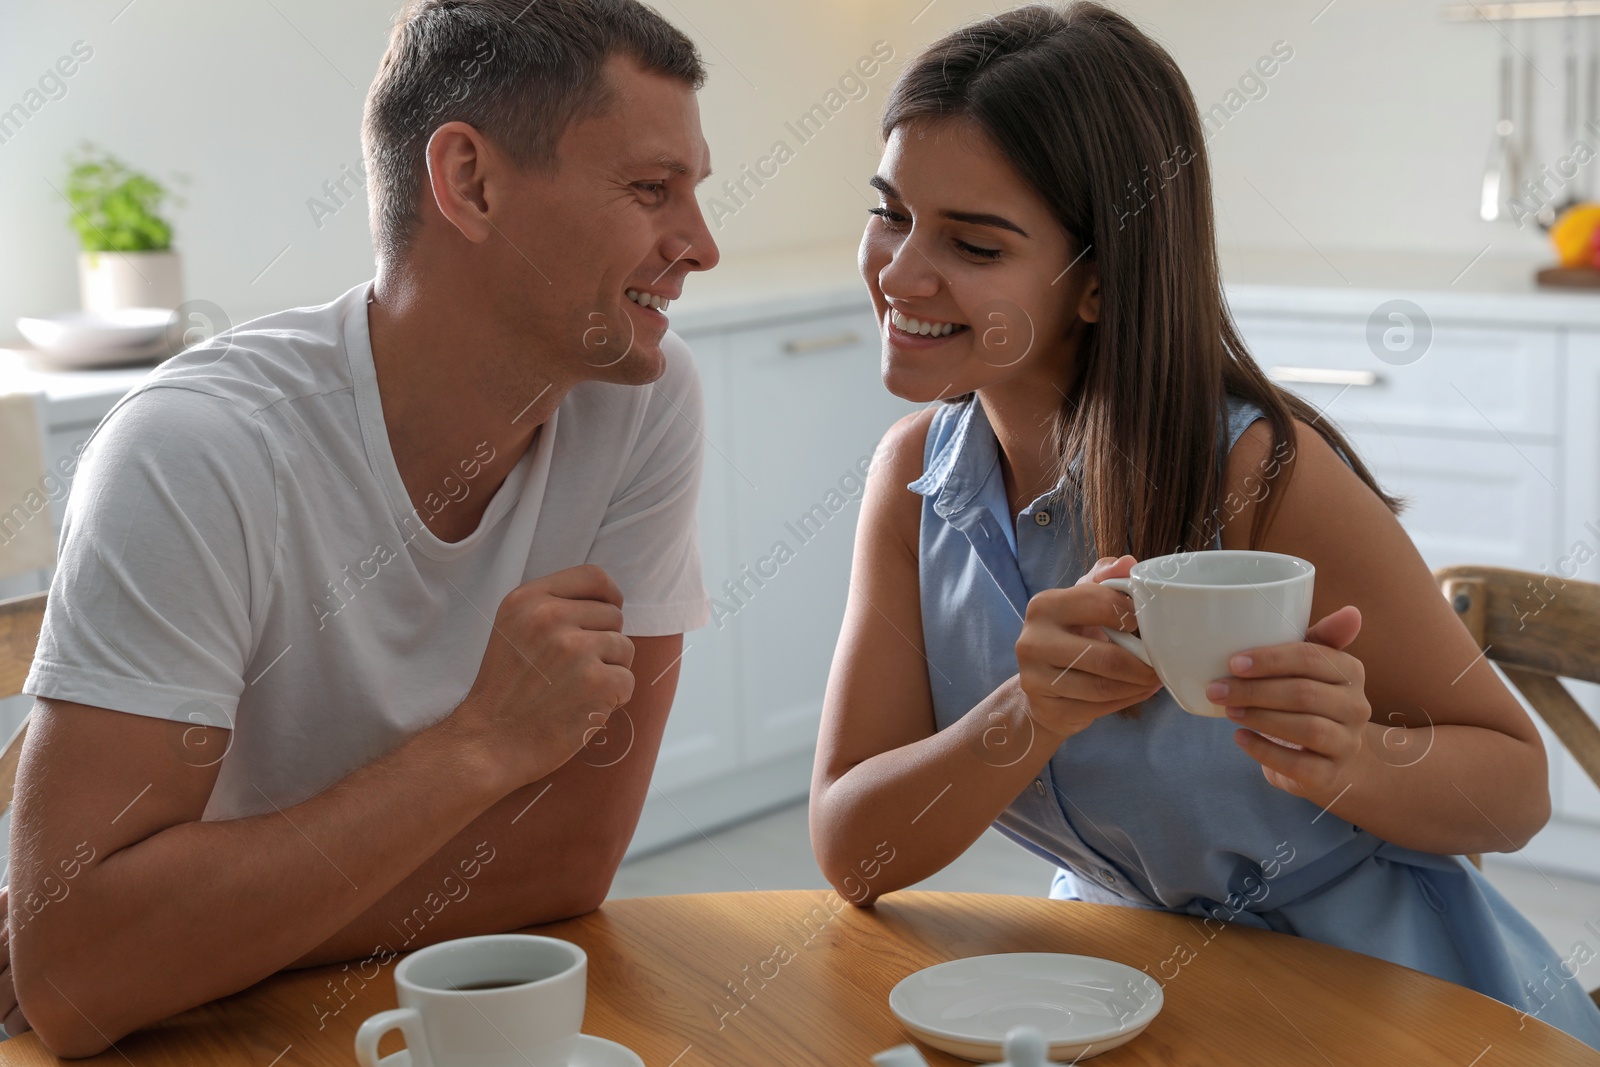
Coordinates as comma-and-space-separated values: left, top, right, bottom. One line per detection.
1553, 13, 1581, 218
1586, 17, 1599, 200
1526, 21, 1559, 229
1483, 34, 1518, 222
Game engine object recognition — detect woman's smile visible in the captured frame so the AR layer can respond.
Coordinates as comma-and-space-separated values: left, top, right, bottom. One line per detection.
884, 306, 971, 347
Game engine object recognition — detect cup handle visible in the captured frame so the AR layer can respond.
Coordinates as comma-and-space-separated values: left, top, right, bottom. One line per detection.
355, 1007, 430, 1067
1098, 578, 1152, 667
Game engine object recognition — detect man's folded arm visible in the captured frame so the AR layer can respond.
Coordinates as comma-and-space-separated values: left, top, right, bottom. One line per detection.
286, 631, 684, 970
10, 694, 514, 1059
6, 385, 510, 1058
13, 632, 679, 1058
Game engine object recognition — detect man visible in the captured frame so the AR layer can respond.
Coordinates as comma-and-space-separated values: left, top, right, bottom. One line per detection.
2, 0, 719, 1055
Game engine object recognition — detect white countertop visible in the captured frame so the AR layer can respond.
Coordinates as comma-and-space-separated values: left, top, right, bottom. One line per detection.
1221, 246, 1600, 328
7, 242, 1600, 428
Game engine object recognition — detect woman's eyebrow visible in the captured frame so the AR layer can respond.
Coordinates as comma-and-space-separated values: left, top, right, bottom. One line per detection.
941, 210, 1030, 239
867, 176, 1031, 239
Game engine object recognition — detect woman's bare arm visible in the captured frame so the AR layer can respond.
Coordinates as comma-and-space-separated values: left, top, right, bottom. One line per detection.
1217, 417, 1549, 853
809, 409, 1158, 904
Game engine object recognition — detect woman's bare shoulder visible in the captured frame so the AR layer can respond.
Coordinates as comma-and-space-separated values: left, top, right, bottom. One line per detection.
872, 405, 939, 484
864, 405, 939, 555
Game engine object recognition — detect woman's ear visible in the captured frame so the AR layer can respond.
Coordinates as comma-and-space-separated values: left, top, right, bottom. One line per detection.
1077, 265, 1101, 323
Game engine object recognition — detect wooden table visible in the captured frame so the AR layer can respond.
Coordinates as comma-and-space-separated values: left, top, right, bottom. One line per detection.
3, 891, 1597, 1065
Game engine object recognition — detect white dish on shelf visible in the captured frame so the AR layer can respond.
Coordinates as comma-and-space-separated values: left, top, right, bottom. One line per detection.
17, 307, 174, 354
888, 953, 1163, 1062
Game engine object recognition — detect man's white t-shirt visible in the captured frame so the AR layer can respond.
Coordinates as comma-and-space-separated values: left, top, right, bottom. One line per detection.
24, 281, 710, 821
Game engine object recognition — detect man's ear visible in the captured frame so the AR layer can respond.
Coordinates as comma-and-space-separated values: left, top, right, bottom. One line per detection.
1076, 264, 1100, 324
424, 120, 496, 244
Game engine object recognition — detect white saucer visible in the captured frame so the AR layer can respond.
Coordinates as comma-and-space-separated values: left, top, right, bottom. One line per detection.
377, 1032, 645, 1066
888, 953, 1163, 1062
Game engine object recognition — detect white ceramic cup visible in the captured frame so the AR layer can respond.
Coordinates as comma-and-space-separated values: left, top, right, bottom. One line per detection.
354, 934, 586, 1067
1100, 550, 1315, 717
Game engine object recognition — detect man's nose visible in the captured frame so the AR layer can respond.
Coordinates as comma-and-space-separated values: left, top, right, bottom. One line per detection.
677, 203, 721, 274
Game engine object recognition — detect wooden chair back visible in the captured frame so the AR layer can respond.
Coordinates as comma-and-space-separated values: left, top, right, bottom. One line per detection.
1437, 564, 1600, 790
1446, 566, 1600, 1011
1437, 565, 1600, 1004
0, 592, 44, 820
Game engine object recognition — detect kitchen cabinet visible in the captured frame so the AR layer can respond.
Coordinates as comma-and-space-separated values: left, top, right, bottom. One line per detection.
723, 310, 915, 765
1556, 335, 1600, 839
1235, 314, 1562, 578
1235, 316, 1560, 438
1344, 429, 1559, 570
642, 329, 741, 798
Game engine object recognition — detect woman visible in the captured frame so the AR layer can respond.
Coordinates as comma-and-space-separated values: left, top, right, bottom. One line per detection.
808, 2, 1600, 1050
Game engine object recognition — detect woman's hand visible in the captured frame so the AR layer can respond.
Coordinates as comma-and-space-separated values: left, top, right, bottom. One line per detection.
1207, 605, 1371, 799
1017, 555, 1162, 739
0, 886, 30, 1038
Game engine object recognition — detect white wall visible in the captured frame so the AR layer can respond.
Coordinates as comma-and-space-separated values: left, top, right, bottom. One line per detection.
0, 0, 1571, 340
0, 0, 396, 336
891, 0, 1566, 270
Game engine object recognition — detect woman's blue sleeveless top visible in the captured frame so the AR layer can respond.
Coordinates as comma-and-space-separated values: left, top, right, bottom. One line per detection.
906, 392, 1600, 1050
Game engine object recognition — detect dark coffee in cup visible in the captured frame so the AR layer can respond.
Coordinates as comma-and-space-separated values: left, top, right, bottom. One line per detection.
355, 934, 587, 1067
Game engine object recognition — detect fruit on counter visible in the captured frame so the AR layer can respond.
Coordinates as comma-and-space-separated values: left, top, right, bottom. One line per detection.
1550, 203, 1600, 268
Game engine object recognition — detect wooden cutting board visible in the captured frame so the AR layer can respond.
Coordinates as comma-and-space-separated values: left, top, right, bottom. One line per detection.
1537, 265, 1600, 289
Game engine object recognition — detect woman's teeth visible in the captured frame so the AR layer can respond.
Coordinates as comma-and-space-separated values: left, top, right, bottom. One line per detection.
890, 309, 964, 337
626, 289, 670, 312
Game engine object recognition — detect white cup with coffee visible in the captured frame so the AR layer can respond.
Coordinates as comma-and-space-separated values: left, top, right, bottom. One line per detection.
354, 933, 586, 1067
1100, 549, 1315, 718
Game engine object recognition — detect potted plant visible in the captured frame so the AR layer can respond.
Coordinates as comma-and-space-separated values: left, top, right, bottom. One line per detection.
65, 144, 185, 312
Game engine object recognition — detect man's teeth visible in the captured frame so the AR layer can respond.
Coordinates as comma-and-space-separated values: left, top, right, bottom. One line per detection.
626, 289, 670, 312
890, 309, 963, 337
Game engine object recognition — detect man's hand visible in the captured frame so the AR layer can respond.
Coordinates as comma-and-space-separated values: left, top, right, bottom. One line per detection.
0, 887, 30, 1039
451, 564, 637, 789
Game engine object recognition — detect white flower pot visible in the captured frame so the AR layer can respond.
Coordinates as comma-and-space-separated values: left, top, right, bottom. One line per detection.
78, 249, 184, 313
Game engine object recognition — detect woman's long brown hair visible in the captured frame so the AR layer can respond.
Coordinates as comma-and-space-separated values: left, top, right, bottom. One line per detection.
882, 2, 1401, 564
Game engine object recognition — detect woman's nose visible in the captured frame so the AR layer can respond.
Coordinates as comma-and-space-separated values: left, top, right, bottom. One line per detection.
877, 236, 941, 300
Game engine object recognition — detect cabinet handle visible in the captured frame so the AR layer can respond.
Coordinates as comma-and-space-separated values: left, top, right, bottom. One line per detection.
1268, 366, 1384, 388
783, 330, 862, 355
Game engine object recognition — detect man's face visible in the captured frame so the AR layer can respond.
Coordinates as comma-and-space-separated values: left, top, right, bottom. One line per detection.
492, 55, 718, 388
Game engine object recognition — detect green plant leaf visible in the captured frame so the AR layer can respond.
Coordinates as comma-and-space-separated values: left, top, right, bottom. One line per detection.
62, 144, 176, 253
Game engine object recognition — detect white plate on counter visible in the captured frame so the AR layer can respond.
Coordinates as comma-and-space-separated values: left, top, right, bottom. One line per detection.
16, 309, 176, 370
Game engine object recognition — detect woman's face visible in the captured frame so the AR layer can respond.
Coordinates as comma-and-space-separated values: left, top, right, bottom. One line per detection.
859, 117, 1098, 405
